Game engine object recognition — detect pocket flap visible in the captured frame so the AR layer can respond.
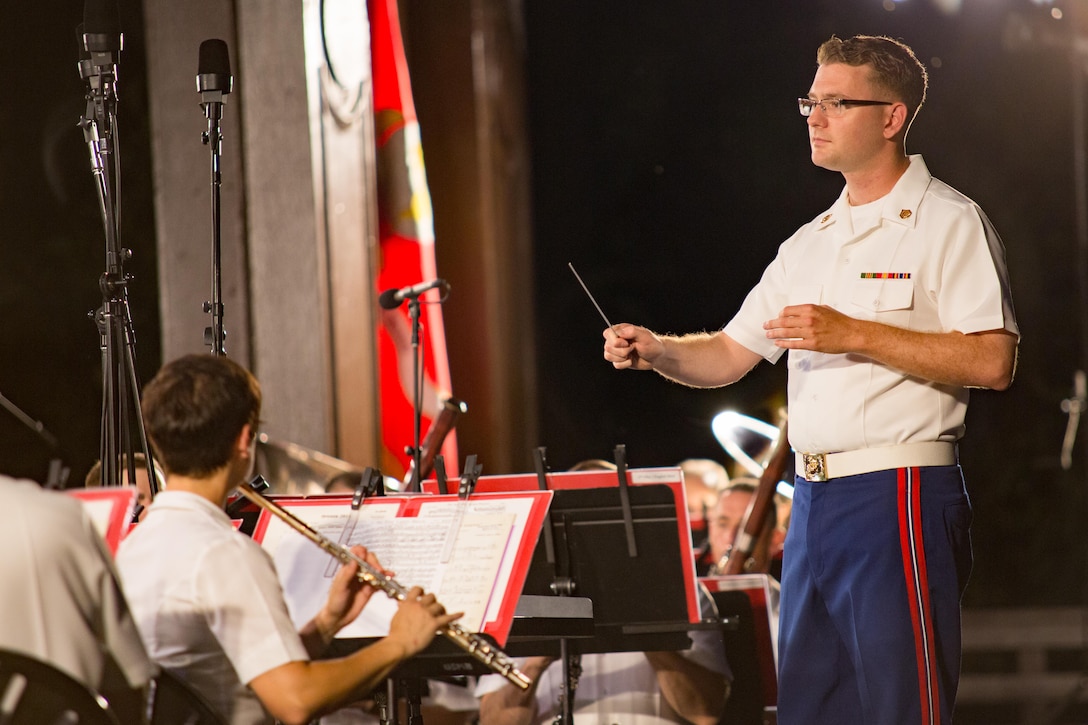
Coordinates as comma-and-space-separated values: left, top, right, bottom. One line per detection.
850, 278, 914, 312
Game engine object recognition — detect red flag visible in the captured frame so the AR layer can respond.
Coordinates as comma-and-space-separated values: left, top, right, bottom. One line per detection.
369, 0, 457, 482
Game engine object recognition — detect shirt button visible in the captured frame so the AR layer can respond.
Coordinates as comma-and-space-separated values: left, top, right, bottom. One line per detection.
873, 299, 881, 308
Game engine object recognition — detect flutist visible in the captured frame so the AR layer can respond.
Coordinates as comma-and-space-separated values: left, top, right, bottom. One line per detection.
116, 354, 462, 725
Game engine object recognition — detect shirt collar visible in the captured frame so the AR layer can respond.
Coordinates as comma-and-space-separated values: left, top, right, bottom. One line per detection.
146, 489, 233, 526
815, 154, 932, 232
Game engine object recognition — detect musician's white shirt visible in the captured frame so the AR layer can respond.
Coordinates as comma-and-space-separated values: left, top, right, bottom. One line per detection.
0, 477, 154, 703
117, 490, 308, 725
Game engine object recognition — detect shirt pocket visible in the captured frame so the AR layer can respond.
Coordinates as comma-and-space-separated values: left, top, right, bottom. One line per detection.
788, 284, 822, 306
849, 278, 915, 321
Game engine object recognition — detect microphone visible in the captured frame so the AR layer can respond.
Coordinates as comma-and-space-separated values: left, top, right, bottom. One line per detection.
378, 279, 448, 309
76, 24, 95, 81
197, 39, 233, 113
82, 0, 121, 73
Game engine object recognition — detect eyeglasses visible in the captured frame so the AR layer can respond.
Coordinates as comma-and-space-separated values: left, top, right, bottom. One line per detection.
798, 98, 893, 117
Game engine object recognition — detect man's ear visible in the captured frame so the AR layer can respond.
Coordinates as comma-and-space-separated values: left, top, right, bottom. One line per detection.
235, 423, 254, 458
884, 101, 909, 140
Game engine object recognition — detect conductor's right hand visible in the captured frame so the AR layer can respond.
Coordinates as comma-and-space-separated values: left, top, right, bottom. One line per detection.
603, 323, 664, 371
387, 586, 462, 658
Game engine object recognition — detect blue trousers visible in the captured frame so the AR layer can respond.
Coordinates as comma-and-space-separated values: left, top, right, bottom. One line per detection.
777, 465, 972, 725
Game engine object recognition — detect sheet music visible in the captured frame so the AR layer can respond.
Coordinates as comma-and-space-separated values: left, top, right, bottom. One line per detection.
417, 497, 538, 626
260, 498, 517, 637
349, 511, 515, 631
261, 501, 400, 635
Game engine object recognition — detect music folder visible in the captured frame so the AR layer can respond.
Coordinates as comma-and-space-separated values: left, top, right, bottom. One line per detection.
251, 489, 552, 649
67, 486, 138, 554
426, 466, 704, 656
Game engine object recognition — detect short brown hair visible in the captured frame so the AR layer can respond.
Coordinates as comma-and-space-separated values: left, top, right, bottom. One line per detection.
817, 35, 928, 128
141, 355, 261, 477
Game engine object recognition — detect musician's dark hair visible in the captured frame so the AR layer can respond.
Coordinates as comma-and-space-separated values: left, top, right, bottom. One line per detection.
817, 34, 928, 131
141, 354, 261, 477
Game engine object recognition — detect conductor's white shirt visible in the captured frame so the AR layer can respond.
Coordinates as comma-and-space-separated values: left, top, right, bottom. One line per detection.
724, 155, 1018, 454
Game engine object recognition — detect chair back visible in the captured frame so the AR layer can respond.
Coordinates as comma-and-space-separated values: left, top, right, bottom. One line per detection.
148, 670, 226, 725
700, 575, 780, 725
0, 648, 120, 725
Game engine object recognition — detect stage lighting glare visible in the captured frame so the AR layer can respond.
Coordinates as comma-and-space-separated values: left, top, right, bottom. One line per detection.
711, 411, 779, 478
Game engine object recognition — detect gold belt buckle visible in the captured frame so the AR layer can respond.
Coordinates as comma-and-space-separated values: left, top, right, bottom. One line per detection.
803, 452, 828, 482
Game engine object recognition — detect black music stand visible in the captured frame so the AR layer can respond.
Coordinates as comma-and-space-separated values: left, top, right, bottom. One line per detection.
513, 482, 697, 655
503, 458, 702, 725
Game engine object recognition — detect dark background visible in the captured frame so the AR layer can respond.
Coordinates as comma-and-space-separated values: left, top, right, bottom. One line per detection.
519, 0, 1087, 609
1, 0, 1085, 608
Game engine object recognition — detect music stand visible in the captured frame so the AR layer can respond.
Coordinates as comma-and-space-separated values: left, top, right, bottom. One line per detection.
484, 455, 704, 725
514, 482, 698, 656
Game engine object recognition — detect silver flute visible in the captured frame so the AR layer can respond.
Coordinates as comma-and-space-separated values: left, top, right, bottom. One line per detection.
236, 477, 532, 690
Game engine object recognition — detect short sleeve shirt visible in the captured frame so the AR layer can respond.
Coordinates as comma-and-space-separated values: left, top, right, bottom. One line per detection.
0, 477, 155, 702
116, 490, 309, 725
724, 155, 1018, 453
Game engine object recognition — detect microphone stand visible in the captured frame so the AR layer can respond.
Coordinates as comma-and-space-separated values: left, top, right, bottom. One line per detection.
379, 280, 449, 492
202, 102, 226, 355
197, 40, 231, 356
407, 295, 424, 492
78, 32, 157, 492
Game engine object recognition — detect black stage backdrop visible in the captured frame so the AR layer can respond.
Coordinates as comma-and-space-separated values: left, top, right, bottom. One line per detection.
0, 1, 160, 487
520, 0, 1085, 607
1, 0, 1085, 607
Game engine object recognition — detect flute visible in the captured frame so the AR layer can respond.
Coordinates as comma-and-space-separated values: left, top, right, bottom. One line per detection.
237, 477, 532, 690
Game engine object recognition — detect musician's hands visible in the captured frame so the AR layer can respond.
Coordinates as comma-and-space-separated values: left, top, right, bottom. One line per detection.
603, 323, 664, 371
388, 585, 463, 657
317, 546, 384, 638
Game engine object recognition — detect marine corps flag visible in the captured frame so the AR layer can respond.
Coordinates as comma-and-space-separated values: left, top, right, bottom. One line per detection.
369, 0, 457, 483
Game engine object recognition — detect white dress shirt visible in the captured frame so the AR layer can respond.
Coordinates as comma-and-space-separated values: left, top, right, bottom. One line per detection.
117, 490, 308, 725
724, 155, 1018, 453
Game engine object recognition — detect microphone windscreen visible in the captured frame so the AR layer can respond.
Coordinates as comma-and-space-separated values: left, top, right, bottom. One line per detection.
83, 0, 120, 36
198, 39, 232, 77
378, 289, 401, 310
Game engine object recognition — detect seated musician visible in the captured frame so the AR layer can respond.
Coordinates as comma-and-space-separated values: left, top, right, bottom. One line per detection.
84, 451, 164, 521
474, 460, 730, 725
0, 473, 156, 723
116, 354, 461, 725
704, 478, 789, 578
679, 458, 730, 555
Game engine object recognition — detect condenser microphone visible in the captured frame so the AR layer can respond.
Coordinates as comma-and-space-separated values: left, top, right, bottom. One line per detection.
378, 279, 449, 309
197, 39, 233, 113
82, 0, 121, 71
76, 24, 95, 81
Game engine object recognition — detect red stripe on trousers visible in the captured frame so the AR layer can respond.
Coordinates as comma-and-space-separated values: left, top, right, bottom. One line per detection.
897, 467, 939, 725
